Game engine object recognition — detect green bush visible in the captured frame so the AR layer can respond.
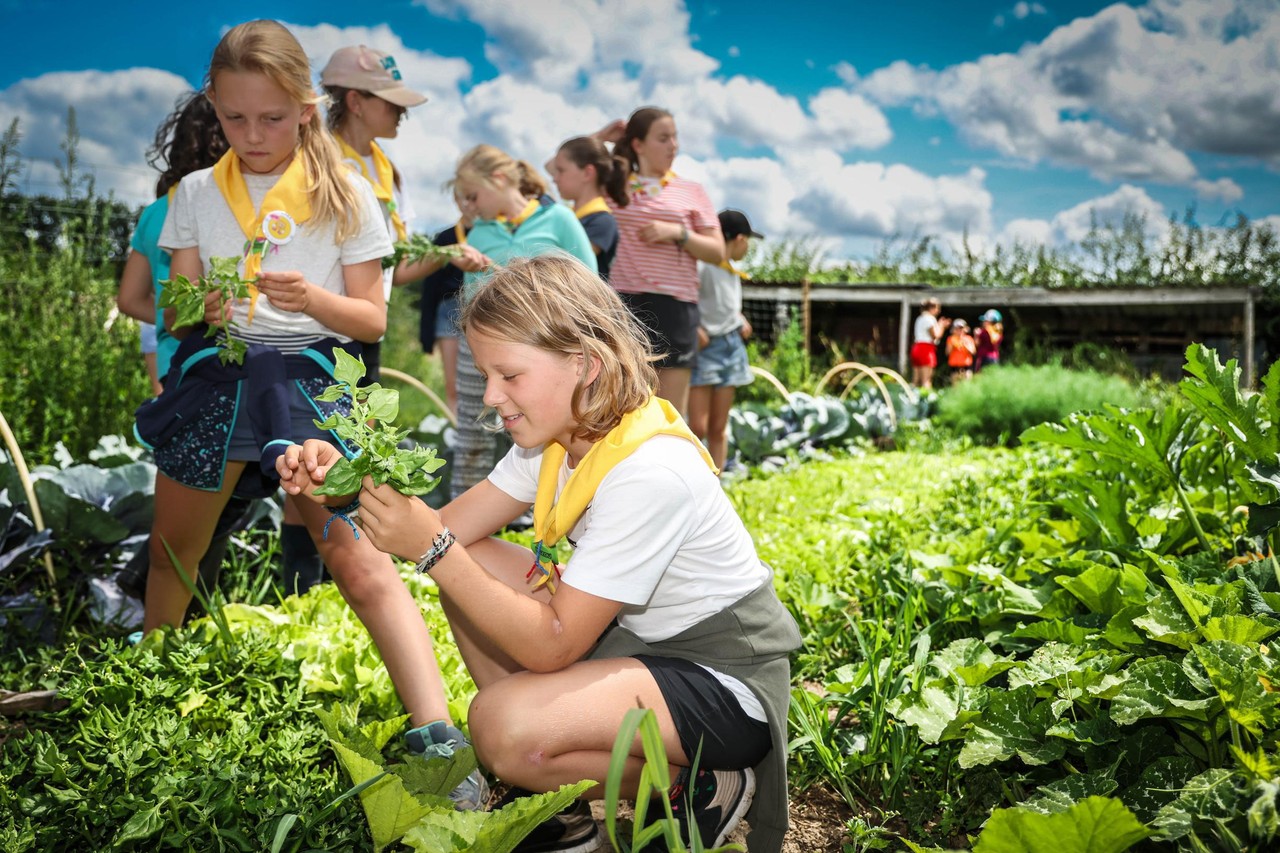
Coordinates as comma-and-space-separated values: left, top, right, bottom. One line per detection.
0, 239, 150, 466
934, 363, 1141, 445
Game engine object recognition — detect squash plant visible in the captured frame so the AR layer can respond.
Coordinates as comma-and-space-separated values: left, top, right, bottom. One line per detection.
890, 344, 1280, 850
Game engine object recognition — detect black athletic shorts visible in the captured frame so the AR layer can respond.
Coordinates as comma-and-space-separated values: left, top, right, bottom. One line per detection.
618, 292, 699, 371
634, 654, 771, 770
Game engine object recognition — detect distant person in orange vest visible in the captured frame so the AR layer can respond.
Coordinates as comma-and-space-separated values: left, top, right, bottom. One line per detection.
946, 318, 976, 382
975, 309, 1004, 372
911, 297, 950, 388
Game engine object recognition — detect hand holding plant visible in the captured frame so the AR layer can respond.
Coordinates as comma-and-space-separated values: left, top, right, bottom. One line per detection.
310, 349, 445, 498
382, 234, 465, 271
158, 254, 252, 365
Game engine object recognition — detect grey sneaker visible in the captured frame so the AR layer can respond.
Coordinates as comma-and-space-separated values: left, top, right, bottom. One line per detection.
510, 797, 601, 853
449, 768, 490, 811
404, 720, 490, 811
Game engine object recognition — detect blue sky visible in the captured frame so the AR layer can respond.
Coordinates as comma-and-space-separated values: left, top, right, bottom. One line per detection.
3, 0, 1278, 260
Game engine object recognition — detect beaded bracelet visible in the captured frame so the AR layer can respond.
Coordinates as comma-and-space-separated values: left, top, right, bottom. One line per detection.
322, 496, 361, 541
414, 527, 456, 574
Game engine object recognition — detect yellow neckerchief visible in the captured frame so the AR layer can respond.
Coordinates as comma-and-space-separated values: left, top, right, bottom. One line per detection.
718, 260, 750, 281
628, 170, 675, 198
337, 136, 405, 240
455, 220, 468, 245
495, 197, 540, 231
574, 196, 610, 219
166, 185, 178, 203
527, 396, 716, 593
211, 150, 312, 324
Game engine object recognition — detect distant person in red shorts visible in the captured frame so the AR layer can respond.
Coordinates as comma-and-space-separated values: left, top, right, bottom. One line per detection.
911, 297, 950, 388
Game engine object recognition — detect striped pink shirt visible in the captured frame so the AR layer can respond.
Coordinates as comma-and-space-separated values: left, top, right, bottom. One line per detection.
609, 176, 720, 304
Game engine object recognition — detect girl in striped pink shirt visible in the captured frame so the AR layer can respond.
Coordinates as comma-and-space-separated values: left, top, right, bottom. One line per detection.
608, 107, 724, 416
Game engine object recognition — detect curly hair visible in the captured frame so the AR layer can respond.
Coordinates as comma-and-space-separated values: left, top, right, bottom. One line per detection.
147, 91, 229, 198
459, 254, 658, 443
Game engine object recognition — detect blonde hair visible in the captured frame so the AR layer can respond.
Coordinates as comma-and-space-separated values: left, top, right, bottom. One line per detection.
450, 144, 547, 198
207, 20, 362, 241
460, 254, 657, 443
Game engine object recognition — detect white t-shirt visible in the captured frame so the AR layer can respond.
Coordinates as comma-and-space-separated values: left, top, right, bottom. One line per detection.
355, 152, 416, 305
697, 261, 743, 338
914, 312, 938, 344
487, 433, 771, 719
160, 166, 392, 351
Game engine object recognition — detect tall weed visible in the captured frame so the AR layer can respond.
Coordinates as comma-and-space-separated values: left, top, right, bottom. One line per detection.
0, 240, 150, 465
935, 364, 1141, 446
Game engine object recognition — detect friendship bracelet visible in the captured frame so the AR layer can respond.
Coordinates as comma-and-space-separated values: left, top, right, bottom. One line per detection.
322, 496, 361, 541
414, 527, 457, 574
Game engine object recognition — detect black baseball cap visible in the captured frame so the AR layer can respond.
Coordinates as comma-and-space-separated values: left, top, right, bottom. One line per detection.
718, 209, 764, 240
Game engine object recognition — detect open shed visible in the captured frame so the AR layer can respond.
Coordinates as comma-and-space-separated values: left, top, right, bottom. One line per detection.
741, 282, 1261, 385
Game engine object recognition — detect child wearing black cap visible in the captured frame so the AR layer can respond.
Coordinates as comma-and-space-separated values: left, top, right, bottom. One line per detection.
689, 209, 762, 471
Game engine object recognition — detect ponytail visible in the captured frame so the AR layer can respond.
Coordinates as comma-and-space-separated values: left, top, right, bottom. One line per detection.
558, 136, 629, 207
454, 144, 546, 199
515, 160, 548, 198
617, 106, 673, 175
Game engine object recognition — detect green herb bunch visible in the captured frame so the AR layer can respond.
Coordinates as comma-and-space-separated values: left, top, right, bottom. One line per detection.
158, 255, 251, 365
312, 348, 445, 497
382, 234, 464, 270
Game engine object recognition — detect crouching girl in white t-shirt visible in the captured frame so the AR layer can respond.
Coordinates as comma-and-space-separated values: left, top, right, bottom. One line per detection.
277, 253, 800, 852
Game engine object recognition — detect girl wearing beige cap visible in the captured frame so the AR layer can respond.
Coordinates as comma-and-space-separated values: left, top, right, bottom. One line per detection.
320, 44, 490, 381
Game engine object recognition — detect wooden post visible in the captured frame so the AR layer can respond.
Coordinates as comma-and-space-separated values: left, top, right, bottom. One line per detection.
801, 276, 812, 356
898, 296, 912, 377
1245, 286, 1256, 388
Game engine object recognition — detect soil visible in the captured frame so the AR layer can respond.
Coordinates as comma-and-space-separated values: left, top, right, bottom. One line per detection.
578, 781, 852, 851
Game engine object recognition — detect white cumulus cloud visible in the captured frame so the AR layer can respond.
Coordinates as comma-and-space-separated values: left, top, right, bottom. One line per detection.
866, 0, 1275, 191
0, 68, 192, 200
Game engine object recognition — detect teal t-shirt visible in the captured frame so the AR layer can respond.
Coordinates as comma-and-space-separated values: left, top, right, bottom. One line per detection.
462, 196, 597, 301
130, 195, 177, 374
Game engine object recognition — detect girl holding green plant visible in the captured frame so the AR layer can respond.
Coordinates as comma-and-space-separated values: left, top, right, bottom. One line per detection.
278, 254, 800, 852
445, 144, 596, 501
134, 19, 485, 810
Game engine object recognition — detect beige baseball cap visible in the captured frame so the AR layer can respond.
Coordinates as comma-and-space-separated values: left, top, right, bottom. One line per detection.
320, 45, 427, 108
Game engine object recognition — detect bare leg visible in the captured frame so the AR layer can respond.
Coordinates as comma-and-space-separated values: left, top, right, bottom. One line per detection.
687, 385, 711, 441
438, 335, 459, 416
291, 496, 453, 726
656, 367, 692, 419
469, 658, 685, 799
706, 386, 737, 471
144, 462, 246, 632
